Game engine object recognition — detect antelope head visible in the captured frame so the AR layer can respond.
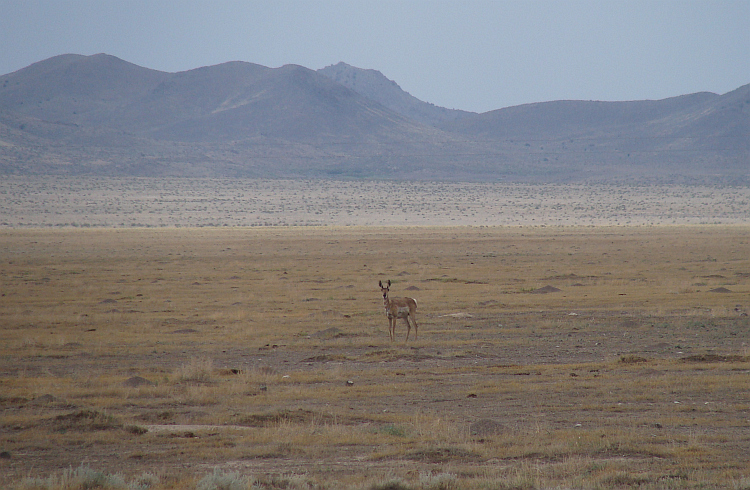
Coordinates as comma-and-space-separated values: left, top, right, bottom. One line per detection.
379, 279, 391, 300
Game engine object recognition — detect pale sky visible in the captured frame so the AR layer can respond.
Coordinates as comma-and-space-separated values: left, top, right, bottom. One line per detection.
1, 0, 748, 113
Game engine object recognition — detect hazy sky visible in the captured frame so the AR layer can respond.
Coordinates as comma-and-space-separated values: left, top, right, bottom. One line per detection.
2, 1, 748, 113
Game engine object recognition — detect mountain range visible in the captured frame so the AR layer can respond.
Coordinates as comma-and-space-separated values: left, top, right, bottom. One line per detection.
0, 53, 747, 182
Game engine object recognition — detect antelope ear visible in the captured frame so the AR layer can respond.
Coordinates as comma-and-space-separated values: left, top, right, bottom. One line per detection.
387, 280, 391, 287
379, 281, 383, 288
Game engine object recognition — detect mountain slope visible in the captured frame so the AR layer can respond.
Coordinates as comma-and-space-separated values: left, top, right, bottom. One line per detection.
0, 54, 457, 178
0, 54, 747, 182
441, 91, 721, 138
439, 85, 749, 177
318, 62, 474, 127
0, 55, 431, 143
0, 54, 170, 126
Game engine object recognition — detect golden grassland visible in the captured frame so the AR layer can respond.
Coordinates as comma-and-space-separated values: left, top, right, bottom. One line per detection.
1, 225, 750, 489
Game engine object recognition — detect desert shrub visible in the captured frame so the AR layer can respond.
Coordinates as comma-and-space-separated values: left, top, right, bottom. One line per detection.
175, 356, 215, 384
129, 472, 160, 490
370, 479, 413, 490
19, 465, 130, 489
124, 424, 148, 435
373, 424, 407, 437
196, 468, 250, 490
259, 474, 315, 489
419, 472, 458, 490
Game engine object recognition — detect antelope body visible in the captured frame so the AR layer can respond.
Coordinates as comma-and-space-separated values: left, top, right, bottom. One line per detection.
379, 280, 418, 341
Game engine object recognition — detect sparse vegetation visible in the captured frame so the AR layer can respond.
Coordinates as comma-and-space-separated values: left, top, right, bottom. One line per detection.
196, 468, 250, 490
1, 223, 750, 488
2, 177, 750, 227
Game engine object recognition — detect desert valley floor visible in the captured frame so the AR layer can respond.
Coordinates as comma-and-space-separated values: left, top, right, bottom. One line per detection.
1, 177, 749, 489
3, 177, 750, 228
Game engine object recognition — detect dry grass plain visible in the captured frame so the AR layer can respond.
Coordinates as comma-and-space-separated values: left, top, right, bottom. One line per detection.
1, 177, 750, 489
1, 224, 750, 489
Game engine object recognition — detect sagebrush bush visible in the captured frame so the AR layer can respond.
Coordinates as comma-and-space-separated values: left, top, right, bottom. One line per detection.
19, 464, 141, 490
196, 468, 250, 490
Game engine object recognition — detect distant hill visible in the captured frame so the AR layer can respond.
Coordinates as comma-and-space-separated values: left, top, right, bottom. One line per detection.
0, 53, 747, 182
0, 54, 425, 142
318, 62, 473, 127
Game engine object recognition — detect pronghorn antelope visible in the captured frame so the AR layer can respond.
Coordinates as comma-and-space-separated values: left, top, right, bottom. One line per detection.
379, 280, 418, 341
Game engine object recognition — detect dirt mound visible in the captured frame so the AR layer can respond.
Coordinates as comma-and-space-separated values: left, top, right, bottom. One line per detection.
52, 409, 122, 431
709, 287, 732, 293
405, 447, 484, 463
123, 376, 154, 388
28, 394, 56, 405
531, 285, 561, 294
305, 354, 352, 362
310, 327, 347, 339
680, 354, 746, 363
620, 355, 649, 364
470, 419, 505, 436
